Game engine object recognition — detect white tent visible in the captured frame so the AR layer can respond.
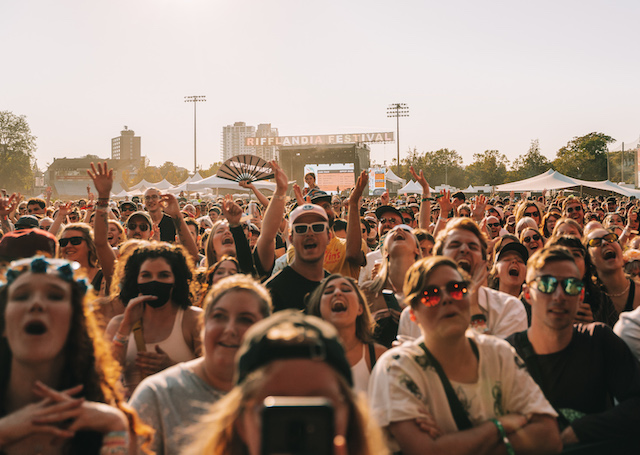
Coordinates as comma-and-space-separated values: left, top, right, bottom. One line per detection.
129, 179, 155, 191
152, 179, 174, 190
398, 180, 423, 194
385, 168, 406, 186
188, 171, 204, 182
495, 169, 640, 197
187, 175, 276, 192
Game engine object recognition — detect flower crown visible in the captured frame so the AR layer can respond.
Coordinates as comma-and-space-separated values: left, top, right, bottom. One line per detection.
3, 256, 90, 294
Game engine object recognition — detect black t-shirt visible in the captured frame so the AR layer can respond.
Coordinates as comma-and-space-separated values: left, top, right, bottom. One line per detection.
507, 324, 640, 443
265, 266, 329, 313
158, 213, 177, 243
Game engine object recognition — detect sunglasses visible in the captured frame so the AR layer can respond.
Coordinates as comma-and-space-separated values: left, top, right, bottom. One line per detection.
420, 281, 469, 307
523, 233, 541, 243
487, 222, 501, 228
528, 275, 584, 296
293, 222, 327, 235
59, 236, 85, 247
128, 222, 150, 232
587, 232, 618, 248
566, 205, 583, 213
379, 217, 400, 225
524, 211, 539, 218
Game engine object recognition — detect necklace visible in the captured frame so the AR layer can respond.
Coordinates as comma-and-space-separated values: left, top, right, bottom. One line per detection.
604, 279, 631, 297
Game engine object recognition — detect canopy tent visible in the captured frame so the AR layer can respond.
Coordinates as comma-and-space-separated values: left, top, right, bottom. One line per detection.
398, 180, 423, 195
188, 171, 205, 182
495, 169, 640, 197
462, 184, 493, 193
152, 179, 174, 190
385, 168, 406, 186
129, 179, 155, 191
187, 175, 276, 192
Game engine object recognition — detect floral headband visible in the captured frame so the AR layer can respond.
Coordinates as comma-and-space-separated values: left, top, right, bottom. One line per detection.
3, 256, 89, 294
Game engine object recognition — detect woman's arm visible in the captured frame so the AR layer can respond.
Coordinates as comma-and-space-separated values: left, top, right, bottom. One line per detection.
88, 162, 117, 289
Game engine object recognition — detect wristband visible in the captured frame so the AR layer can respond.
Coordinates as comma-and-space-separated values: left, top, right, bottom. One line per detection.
437, 216, 448, 222
113, 332, 128, 344
102, 430, 128, 454
421, 197, 430, 202
490, 418, 515, 455
273, 194, 286, 201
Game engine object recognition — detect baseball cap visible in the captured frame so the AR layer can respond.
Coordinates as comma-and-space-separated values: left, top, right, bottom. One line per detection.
15, 215, 40, 230
289, 204, 328, 226
126, 211, 153, 227
495, 242, 529, 264
0, 228, 58, 261
119, 201, 136, 211
375, 205, 402, 221
309, 190, 332, 205
235, 310, 353, 386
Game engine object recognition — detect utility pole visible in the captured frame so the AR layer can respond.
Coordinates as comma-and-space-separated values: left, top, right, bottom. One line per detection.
184, 95, 206, 174
387, 103, 409, 174
621, 142, 625, 183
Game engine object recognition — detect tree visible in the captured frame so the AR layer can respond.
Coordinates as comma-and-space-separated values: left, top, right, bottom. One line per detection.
200, 162, 222, 179
466, 150, 510, 186
400, 148, 467, 188
159, 161, 189, 185
552, 132, 614, 180
509, 139, 551, 181
0, 111, 37, 193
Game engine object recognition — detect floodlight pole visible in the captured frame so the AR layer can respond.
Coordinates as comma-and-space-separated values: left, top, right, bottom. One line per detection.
185, 95, 206, 174
387, 103, 409, 174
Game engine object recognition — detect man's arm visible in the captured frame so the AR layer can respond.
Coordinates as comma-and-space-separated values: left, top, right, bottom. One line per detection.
0, 193, 18, 233
161, 194, 200, 262
410, 166, 431, 229
254, 161, 288, 273
345, 170, 367, 266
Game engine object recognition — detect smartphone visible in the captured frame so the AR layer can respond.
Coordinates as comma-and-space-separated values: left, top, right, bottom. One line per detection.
261, 396, 334, 455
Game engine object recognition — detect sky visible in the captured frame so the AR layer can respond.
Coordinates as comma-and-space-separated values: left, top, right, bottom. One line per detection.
2, 0, 639, 175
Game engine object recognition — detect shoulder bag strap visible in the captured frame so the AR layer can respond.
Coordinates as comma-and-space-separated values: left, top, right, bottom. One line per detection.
418, 342, 473, 431
368, 343, 377, 369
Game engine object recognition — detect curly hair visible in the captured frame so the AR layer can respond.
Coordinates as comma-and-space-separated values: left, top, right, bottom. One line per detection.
59, 223, 99, 268
306, 274, 375, 344
116, 242, 195, 308
0, 270, 153, 453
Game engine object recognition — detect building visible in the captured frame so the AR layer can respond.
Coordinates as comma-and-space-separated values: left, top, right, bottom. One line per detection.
112, 126, 141, 161
45, 155, 129, 198
254, 123, 279, 161
221, 122, 256, 161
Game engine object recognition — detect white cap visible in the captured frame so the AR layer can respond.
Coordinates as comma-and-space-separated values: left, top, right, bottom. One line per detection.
289, 204, 329, 227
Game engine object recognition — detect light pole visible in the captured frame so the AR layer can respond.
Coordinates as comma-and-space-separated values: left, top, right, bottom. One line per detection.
387, 103, 409, 174
184, 95, 206, 174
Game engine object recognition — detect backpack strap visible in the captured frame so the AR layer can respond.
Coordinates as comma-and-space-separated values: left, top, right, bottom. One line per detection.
368, 343, 377, 370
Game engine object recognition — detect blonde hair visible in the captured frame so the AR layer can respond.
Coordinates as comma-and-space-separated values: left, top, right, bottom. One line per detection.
182, 364, 388, 455
202, 273, 272, 320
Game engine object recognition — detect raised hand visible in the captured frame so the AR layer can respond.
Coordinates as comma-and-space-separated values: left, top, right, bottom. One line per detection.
350, 170, 368, 203
222, 194, 243, 226
160, 193, 181, 218
380, 190, 390, 206
471, 195, 487, 221
0, 193, 18, 218
409, 166, 430, 198
238, 179, 254, 189
271, 161, 289, 194
87, 162, 113, 197
437, 190, 453, 216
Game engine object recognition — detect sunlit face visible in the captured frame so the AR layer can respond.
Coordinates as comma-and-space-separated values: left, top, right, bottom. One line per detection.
203, 290, 264, 371
319, 278, 363, 330
522, 205, 541, 224
385, 226, 420, 259
209, 209, 220, 223
304, 174, 316, 187
107, 223, 121, 247
495, 251, 526, 289
126, 216, 152, 240
39, 219, 53, 231
521, 228, 543, 256
212, 260, 238, 285
525, 260, 582, 332
441, 228, 484, 275
59, 229, 89, 264
27, 203, 45, 216
239, 359, 350, 455
411, 265, 470, 340
290, 215, 330, 264
587, 228, 623, 274
555, 222, 581, 238
4, 273, 73, 365
419, 239, 434, 258
143, 189, 161, 211
564, 202, 584, 226
120, 206, 135, 222
545, 214, 560, 233
377, 211, 402, 237
212, 222, 236, 258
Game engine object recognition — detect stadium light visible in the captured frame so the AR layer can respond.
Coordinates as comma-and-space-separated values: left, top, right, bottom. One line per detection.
387, 103, 409, 174
185, 95, 207, 174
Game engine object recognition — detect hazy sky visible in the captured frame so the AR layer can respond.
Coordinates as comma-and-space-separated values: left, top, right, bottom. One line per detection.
2, 0, 639, 175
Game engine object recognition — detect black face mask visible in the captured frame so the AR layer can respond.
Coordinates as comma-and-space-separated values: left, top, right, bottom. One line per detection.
137, 281, 173, 308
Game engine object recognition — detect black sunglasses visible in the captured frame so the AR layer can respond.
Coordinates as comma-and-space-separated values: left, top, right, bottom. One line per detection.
524, 211, 539, 218
128, 222, 150, 232
528, 275, 584, 296
420, 281, 469, 307
523, 233, 541, 243
566, 205, 583, 213
59, 236, 84, 247
487, 222, 501, 228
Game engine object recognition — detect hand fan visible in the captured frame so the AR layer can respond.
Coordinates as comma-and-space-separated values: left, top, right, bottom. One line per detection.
217, 155, 274, 182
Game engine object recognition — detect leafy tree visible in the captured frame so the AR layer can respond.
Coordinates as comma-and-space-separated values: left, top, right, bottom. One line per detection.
509, 139, 551, 181
159, 161, 189, 185
0, 111, 36, 193
466, 150, 510, 186
552, 132, 614, 180
200, 162, 222, 179
142, 166, 163, 182
399, 148, 467, 188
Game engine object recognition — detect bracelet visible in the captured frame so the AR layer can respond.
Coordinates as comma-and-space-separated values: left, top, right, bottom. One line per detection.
101, 430, 128, 454
421, 197, 430, 202
273, 194, 286, 200
96, 201, 109, 208
98, 197, 110, 201
490, 418, 515, 455
113, 332, 128, 344
437, 216, 448, 222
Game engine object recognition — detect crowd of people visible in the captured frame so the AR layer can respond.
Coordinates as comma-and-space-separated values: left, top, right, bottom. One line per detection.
0, 161, 639, 454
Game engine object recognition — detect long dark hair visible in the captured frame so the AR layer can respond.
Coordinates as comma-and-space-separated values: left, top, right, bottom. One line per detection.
117, 242, 194, 308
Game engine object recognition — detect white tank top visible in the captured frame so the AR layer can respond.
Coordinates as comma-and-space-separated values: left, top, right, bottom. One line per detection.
351, 344, 371, 395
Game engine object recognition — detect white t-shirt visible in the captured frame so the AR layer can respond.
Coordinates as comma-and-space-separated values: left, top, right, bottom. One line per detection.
398, 286, 527, 340
368, 331, 556, 452
613, 305, 640, 363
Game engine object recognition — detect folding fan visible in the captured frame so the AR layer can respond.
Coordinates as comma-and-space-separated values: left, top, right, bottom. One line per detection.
217, 155, 274, 182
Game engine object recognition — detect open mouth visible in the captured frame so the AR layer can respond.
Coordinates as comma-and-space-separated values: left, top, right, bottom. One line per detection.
222, 238, 234, 245
331, 301, 347, 312
218, 341, 239, 348
508, 267, 520, 277
303, 242, 318, 250
24, 321, 47, 335
457, 260, 472, 273
603, 250, 617, 260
